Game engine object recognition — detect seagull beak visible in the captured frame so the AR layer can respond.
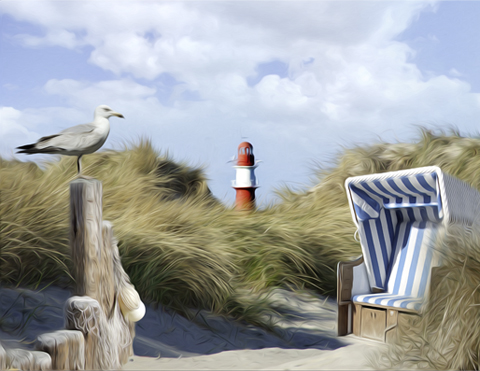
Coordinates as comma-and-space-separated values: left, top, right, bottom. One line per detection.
111, 112, 124, 119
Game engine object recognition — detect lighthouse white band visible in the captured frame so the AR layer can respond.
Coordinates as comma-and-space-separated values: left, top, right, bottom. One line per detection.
232, 165, 258, 187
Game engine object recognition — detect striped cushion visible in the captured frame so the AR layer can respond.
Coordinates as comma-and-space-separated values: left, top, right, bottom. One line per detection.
352, 294, 425, 311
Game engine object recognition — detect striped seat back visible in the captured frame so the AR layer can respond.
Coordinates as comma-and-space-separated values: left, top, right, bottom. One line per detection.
357, 205, 442, 291
387, 218, 442, 298
358, 208, 396, 290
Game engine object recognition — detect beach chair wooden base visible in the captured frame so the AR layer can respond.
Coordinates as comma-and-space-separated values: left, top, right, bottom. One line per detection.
337, 259, 419, 344
352, 304, 418, 343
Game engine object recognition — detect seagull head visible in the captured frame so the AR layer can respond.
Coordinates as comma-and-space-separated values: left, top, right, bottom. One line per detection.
95, 105, 124, 119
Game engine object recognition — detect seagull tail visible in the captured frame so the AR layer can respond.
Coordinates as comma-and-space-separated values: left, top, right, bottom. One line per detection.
16, 144, 62, 155
17, 134, 62, 154
16, 143, 37, 154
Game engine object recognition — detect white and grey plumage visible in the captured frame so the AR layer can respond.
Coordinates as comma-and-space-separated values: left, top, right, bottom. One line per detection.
16, 105, 124, 176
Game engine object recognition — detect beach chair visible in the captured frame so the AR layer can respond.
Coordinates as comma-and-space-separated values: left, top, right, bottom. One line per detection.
337, 166, 480, 342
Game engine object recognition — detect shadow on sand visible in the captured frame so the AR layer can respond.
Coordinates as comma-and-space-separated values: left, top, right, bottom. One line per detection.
0, 286, 349, 359
134, 289, 348, 358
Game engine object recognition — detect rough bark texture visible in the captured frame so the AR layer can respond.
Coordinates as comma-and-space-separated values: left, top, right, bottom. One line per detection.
66, 178, 134, 369
36, 330, 85, 370
70, 179, 103, 301
100, 221, 116, 319
4, 348, 52, 371
0, 343, 6, 370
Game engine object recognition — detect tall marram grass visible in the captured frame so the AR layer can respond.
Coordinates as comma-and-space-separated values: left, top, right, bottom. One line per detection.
374, 224, 480, 370
4, 129, 480, 358
0, 139, 328, 326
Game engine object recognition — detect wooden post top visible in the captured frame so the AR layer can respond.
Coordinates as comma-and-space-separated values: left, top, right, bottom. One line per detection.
69, 177, 112, 311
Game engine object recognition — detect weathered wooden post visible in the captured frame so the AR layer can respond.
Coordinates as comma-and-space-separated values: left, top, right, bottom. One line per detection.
65, 178, 142, 369
35, 178, 144, 370
36, 331, 84, 370
69, 179, 115, 316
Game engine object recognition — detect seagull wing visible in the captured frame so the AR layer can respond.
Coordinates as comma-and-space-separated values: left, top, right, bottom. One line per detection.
32, 123, 104, 154
59, 123, 96, 135
49, 124, 105, 153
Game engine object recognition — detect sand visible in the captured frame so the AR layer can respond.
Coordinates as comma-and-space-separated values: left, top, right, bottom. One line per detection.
0, 285, 386, 370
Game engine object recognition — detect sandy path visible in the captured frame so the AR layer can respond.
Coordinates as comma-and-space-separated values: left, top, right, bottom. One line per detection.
125, 340, 386, 370
124, 289, 386, 370
0, 286, 386, 370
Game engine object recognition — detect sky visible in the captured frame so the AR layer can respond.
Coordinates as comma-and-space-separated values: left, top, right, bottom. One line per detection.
1, 0, 480, 206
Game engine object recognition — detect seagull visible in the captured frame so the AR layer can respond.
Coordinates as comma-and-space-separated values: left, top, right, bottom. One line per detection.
16, 105, 124, 176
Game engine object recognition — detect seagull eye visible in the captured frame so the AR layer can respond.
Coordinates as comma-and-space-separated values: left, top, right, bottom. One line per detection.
104, 108, 111, 111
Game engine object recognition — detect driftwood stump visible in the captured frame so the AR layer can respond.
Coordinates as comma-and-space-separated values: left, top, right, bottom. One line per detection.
3, 348, 52, 371
35, 330, 85, 370
1, 335, 52, 370
29, 178, 141, 370
66, 178, 136, 369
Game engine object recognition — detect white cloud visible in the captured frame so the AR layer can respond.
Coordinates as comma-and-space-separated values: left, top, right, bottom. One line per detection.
3, 0, 480, 201
15, 29, 82, 49
0, 1, 434, 84
1, 106, 24, 136
0, 107, 41, 157
44, 79, 157, 109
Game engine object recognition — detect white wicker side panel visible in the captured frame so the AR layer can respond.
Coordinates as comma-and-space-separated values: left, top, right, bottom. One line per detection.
441, 173, 480, 228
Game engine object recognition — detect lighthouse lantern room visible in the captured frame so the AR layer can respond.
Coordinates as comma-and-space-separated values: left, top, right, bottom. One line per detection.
232, 142, 259, 210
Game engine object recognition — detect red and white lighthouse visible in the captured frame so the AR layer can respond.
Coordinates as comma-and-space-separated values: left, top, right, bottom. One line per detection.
232, 142, 259, 211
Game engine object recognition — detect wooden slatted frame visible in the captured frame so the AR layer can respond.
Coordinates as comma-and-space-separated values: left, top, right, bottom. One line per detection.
337, 255, 363, 336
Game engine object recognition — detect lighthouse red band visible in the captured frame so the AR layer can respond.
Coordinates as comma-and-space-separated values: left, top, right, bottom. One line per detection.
232, 142, 259, 210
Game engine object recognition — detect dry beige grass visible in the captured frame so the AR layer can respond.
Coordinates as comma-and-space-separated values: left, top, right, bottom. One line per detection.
3, 130, 480, 368
372, 224, 480, 370
0, 140, 325, 327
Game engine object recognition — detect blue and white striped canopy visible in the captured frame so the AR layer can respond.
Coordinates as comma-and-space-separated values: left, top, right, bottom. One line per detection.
349, 172, 443, 222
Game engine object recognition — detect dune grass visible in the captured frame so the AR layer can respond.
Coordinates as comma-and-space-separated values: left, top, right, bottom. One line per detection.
3, 129, 480, 362
0, 139, 328, 326
373, 224, 480, 370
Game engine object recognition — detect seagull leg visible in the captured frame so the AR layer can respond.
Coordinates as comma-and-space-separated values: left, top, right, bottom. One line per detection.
77, 155, 83, 175
77, 155, 93, 179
